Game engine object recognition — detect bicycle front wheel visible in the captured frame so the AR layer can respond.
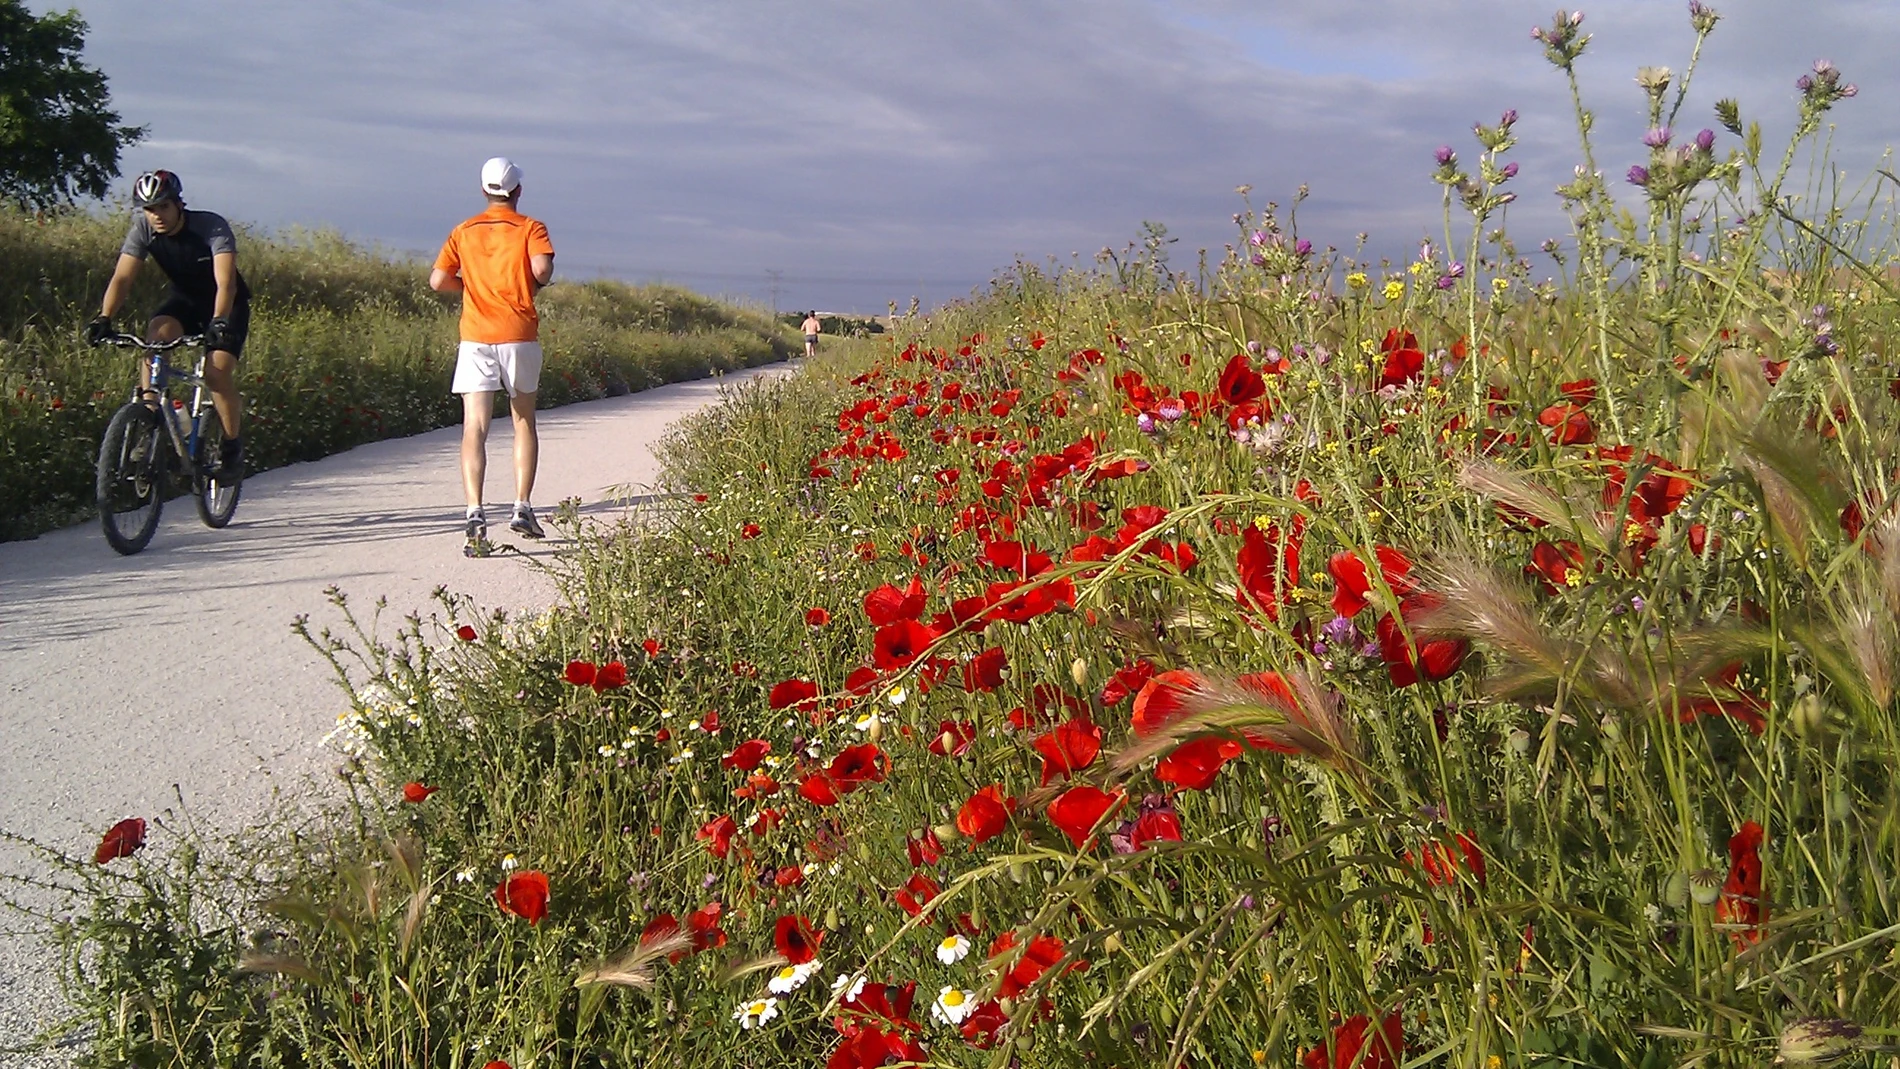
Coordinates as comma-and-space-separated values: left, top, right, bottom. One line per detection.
97, 402, 167, 555
192, 414, 243, 528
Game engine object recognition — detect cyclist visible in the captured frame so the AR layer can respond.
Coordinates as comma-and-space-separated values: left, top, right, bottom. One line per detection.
87, 170, 248, 475
429, 156, 555, 544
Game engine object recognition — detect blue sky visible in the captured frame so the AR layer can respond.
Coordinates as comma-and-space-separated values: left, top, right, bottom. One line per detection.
49, 1, 1900, 313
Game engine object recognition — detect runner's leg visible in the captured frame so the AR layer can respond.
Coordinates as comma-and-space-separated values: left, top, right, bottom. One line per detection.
509, 391, 538, 505
461, 391, 494, 510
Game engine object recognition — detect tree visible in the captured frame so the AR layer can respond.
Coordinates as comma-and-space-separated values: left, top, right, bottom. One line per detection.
0, 2, 143, 210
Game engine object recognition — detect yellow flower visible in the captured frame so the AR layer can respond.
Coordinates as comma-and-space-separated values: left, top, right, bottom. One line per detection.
1346, 271, 1369, 289
1487, 1057, 1503, 1069
1407, 260, 1427, 277
1253, 1051, 1268, 1065
1252, 515, 1273, 532
1383, 279, 1406, 302
1491, 276, 1510, 295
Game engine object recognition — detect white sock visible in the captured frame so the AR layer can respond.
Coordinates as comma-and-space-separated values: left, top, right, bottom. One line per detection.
513, 500, 532, 514
467, 505, 484, 520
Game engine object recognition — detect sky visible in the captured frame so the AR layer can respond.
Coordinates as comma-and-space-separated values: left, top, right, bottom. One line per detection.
47, 0, 1900, 314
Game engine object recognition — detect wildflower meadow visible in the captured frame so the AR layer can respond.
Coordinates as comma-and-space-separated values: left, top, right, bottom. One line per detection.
11, 7, 1900, 1068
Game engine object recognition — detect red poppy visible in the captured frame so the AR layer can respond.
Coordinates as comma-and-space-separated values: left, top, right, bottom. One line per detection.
769, 678, 820, 710
561, 660, 596, 687
1537, 402, 1595, 445
989, 931, 1079, 997
1524, 540, 1585, 594
455, 624, 478, 642
1032, 716, 1103, 785
721, 739, 771, 771
774, 864, 805, 887
773, 913, 822, 964
688, 902, 726, 951
1679, 663, 1767, 734
1377, 343, 1425, 390
863, 577, 927, 625
957, 785, 1011, 843
826, 1026, 928, 1069
1131, 807, 1185, 848
641, 638, 663, 657
1046, 785, 1124, 848
1375, 594, 1468, 687
827, 743, 888, 793
494, 870, 550, 925
1327, 546, 1413, 618
892, 873, 940, 916
872, 619, 937, 669
805, 607, 832, 627
700, 709, 722, 734
1237, 522, 1301, 620
640, 913, 689, 962
927, 719, 976, 758
961, 647, 1009, 693
697, 814, 739, 858
959, 999, 1009, 1047
401, 782, 438, 804
799, 774, 841, 806
1411, 830, 1486, 890
1303, 1012, 1404, 1069
1716, 820, 1767, 950
1099, 660, 1156, 706
1130, 669, 1202, 736
1558, 377, 1598, 405
592, 661, 628, 691
907, 828, 944, 867
1155, 736, 1243, 791
1215, 352, 1267, 407
94, 817, 146, 865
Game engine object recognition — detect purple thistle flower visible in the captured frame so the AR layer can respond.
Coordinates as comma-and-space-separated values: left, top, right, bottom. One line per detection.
1246, 339, 1261, 353
1695, 128, 1716, 152
1642, 126, 1673, 148
1796, 74, 1814, 91
1842, 83, 1858, 98
1435, 274, 1458, 291
1500, 109, 1519, 127
1294, 238, 1313, 256
1434, 145, 1456, 166
1627, 165, 1651, 186
1250, 229, 1270, 247
1501, 161, 1520, 179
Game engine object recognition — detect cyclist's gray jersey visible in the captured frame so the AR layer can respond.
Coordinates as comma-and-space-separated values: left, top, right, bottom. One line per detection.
120, 209, 243, 306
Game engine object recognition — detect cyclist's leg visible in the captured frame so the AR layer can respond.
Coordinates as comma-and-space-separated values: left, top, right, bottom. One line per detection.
508, 390, 538, 505
142, 314, 185, 403
460, 391, 494, 511
205, 300, 247, 438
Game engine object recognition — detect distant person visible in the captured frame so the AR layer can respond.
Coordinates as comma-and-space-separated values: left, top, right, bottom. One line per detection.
429, 156, 555, 548
801, 311, 822, 359
87, 170, 248, 476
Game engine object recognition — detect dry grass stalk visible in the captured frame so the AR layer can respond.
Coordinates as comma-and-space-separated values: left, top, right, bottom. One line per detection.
1742, 456, 1812, 562
1103, 667, 1362, 781
575, 931, 693, 989
384, 833, 422, 892
236, 951, 320, 982
1457, 460, 1611, 550
397, 884, 431, 957
716, 952, 790, 987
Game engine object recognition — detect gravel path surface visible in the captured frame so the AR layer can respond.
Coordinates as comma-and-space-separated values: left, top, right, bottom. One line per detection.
0, 365, 783, 1065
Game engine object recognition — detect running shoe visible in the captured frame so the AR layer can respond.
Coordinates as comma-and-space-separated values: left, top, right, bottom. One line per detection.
464, 511, 488, 542
509, 506, 546, 540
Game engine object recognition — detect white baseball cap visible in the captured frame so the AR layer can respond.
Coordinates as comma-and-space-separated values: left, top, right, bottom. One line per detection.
480, 156, 521, 196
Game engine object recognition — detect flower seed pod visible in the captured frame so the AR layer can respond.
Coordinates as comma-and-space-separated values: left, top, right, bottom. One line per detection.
1662, 871, 1691, 908
1688, 868, 1722, 907
1776, 1017, 1863, 1065
1070, 657, 1090, 688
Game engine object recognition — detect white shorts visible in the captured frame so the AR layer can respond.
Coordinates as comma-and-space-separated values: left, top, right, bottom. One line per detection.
451, 340, 543, 397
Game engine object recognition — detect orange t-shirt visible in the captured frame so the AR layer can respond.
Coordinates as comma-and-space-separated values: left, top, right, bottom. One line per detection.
434, 205, 554, 344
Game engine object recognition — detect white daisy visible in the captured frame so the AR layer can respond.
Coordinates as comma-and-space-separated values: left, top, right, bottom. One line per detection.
499, 854, 518, 872
767, 959, 822, 994
931, 986, 976, 1026
935, 933, 971, 964
885, 686, 908, 707
854, 711, 882, 732
830, 971, 868, 1002
732, 996, 779, 1030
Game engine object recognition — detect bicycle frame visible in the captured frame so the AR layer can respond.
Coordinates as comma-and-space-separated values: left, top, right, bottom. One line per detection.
117, 334, 212, 469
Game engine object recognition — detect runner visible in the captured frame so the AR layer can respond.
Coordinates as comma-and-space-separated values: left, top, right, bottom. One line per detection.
88, 170, 249, 475
801, 310, 822, 359
429, 156, 556, 550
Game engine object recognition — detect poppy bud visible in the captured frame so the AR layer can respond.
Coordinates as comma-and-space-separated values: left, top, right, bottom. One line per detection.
1776, 1018, 1863, 1065
1070, 658, 1089, 688
1662, 871, 1691, 908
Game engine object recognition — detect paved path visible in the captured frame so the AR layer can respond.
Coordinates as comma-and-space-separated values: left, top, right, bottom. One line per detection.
0, 364, 784, 1064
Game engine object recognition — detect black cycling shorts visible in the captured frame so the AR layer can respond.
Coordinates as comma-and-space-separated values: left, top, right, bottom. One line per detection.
151, 292, 250, 357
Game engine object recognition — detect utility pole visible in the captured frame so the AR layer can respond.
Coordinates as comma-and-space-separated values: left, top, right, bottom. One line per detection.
766, 269, 783, 319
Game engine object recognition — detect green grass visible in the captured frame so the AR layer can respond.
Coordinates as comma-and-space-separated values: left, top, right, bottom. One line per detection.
0, 208, 798, 542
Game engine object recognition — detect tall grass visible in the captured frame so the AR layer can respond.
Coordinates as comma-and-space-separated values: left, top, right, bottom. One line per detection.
0, 209, 796, 542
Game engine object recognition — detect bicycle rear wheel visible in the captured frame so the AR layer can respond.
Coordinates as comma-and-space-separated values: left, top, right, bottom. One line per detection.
192, 414, 242, 528
97, 402, 167, 555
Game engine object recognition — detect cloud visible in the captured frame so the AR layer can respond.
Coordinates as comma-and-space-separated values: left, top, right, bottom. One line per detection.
54, 0, 1900, 312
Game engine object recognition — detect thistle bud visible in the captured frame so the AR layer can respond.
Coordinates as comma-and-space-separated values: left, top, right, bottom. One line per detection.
1775, 1018, 1863, 1065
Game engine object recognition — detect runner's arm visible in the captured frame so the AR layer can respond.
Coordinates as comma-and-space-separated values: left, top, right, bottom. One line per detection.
530, 252, 553, 290
212, 251, 239, 318
98, 254, 142, 318
428, 267, 463, 294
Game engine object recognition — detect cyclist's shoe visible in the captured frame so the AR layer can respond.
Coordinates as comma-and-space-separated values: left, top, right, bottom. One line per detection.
509, 506, 546, 540
215, 438, 243, 479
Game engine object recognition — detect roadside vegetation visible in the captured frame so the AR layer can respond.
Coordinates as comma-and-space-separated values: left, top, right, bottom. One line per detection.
0, 209, 796, 542
11, 7, 1900, 1068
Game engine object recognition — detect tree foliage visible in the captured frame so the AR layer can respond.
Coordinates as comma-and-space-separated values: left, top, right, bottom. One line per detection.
0, 1, 143, 209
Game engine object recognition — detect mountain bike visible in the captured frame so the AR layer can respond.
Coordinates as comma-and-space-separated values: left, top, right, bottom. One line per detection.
94, 333, 243, 554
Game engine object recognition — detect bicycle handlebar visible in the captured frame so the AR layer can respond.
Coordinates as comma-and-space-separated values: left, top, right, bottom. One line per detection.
105, 333, 204, 352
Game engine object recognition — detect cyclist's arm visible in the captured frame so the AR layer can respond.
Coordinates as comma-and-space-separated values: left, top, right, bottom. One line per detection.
428, 267, 463, 294
211, 251, 238, 318
99, 254, 143, 318
530, 252, 553, 290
